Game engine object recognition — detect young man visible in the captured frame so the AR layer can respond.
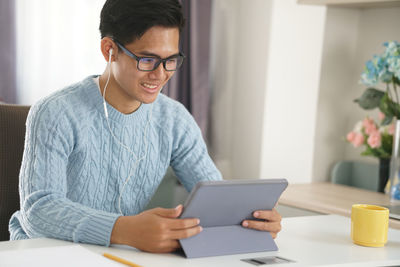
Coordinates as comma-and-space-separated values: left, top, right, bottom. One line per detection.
9, 0, 282, 253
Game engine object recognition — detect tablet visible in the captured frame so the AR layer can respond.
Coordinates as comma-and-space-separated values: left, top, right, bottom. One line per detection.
180, 178, 288, 226
178, 178, 288, 258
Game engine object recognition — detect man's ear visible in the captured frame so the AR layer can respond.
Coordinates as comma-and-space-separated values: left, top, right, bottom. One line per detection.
100, 37, 116, 62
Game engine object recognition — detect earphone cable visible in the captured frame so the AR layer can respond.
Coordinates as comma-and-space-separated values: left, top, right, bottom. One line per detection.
102, 53, 153, 215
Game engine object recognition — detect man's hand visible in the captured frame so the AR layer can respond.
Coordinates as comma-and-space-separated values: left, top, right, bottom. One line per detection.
241, 208, 282, 239
110, 205, 202, 253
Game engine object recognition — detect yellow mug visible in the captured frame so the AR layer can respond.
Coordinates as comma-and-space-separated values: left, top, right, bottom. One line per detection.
351, 204, 389, 247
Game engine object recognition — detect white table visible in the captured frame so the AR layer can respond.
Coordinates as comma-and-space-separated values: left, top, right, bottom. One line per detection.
1, 215, 400, 267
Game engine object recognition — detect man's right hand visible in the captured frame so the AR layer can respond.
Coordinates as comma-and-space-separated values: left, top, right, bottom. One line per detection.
110, 205, 202, 253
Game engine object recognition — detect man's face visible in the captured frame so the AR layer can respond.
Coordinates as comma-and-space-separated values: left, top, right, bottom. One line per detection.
112, 26, 180, 106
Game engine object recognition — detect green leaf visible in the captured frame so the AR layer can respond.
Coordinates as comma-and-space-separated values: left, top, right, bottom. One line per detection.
381, 133, 393, 155
379, 93, 400, 119
379, 93, 391, 115
361, 150, 373, 156
354, 88, 385, 110
361, 146, 379, 157
377, 147, 390, 158
381, 114, 393, 125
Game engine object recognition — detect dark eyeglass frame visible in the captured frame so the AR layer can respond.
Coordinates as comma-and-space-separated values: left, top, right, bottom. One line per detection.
115, 41, 185, 72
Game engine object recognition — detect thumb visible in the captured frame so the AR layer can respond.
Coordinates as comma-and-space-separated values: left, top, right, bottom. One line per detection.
152, 205, 183, 218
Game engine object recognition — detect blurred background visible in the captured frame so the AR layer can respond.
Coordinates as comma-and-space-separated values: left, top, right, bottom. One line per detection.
1, 0, 400, 185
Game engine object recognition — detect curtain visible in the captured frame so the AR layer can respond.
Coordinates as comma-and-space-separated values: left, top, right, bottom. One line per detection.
164, 0, 212, 141
0, 0, 16, 103
15, 0, 105, 105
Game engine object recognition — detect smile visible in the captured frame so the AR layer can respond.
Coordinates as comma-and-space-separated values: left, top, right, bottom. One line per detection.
142, 83, 158, 89
140, 82, 160, 93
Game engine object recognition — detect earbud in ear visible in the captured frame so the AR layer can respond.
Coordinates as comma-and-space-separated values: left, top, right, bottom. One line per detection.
108, 48, 113, 62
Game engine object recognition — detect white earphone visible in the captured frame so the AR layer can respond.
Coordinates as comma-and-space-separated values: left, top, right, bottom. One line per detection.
101, 45, 153, 215
102, 48, 113, 118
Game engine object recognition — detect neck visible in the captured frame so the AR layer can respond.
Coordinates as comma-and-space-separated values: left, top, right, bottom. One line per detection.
99, 70, 141, 114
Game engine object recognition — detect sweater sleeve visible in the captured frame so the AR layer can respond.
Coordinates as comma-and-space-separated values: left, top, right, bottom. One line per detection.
170, 105, 222, 192
18, 102, 120, 246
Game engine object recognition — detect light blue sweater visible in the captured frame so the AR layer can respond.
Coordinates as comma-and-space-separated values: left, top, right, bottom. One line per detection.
9, 76, 222, 246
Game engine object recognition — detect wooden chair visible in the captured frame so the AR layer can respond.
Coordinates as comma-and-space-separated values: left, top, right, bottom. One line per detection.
0, 104, 30, 241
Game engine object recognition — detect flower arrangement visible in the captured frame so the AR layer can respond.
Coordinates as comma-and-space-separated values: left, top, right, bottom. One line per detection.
347, 41, 400, 197
355, 41, 400, 123
347, 41, 400, 159
347, 113, 395, 159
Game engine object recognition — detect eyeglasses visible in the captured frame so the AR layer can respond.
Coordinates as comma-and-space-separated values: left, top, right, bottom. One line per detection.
115, 41, 185, 72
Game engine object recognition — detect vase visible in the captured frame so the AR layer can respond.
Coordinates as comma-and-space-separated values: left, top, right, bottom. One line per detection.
378, 158, 390, 193
387, 120, 400, 203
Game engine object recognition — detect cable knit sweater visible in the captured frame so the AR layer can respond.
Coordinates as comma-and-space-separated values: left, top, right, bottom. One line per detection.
9, 75, 222, 246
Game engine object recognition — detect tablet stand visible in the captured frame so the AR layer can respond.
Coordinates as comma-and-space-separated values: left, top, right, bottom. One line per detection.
180, 225, 277, 258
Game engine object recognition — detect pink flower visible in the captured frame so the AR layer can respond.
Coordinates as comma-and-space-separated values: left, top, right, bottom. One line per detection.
362, 117, 377, 135
346, 131, 356, 142
367, 131, 381, 148
378, 112, 385, 121
389, 122, 396, 135
352, 132, 365, 147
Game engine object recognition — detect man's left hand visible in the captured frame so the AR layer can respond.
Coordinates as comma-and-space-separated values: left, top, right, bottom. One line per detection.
241, 208, 282, 239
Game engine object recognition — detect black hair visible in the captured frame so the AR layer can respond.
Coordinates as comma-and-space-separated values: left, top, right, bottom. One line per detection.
99, 0, 185, 45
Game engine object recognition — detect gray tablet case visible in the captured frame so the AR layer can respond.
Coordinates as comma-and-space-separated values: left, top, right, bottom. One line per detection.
179, 179, 288, 258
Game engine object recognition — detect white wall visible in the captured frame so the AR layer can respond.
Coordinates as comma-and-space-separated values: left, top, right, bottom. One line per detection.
312, 7, 361, 182
210, 0, 273, 179
209, 0, 237, 179
211, 0, 326, 183
260, 1, 326, 183
211, 0, 400, 184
